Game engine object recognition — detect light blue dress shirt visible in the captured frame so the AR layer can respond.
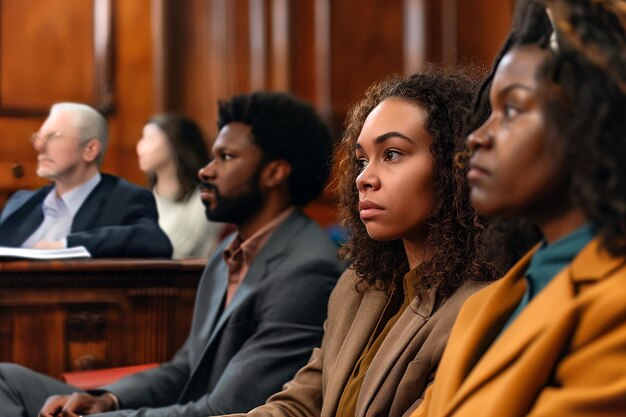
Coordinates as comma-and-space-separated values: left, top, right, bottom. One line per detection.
22, 173, 102, 248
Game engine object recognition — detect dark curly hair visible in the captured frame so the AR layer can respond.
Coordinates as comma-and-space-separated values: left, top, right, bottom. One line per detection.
467, 0, 626, 255
333, 67, 507, 296
146, 113, 210, 202
218, 92, 333, 207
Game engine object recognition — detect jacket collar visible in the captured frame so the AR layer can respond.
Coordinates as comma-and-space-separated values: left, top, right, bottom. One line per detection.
356, 292, 435, 416
181, 210, 314, 400
444, 237, 625, 416
323, 285, 389, 417
325, 269, 439, 417
570, 238, 625, 283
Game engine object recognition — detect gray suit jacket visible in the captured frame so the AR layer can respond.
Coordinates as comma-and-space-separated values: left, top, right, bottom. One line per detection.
96, 210, 344, 417
222, 268, 487, 417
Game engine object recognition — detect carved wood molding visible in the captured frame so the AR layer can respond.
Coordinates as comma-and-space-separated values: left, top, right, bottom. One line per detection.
67, 310, 107, 342
0, 273, 189, 288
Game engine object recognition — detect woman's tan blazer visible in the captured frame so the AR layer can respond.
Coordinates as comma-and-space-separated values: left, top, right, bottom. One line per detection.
222, 268, 487, 417
411, 238, 626, 417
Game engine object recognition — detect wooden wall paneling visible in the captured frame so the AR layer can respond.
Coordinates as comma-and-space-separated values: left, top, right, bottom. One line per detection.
93, 0, 115, 113
406, 0, 514, 75
0, 0, 517, 214
151, 0, 183, 113
0, 0, 114, 116
269, 0, 290, 91
177, 0, 214, 140
456, 0, 514, 66
249, 0, 267, 92
286, 0, 332, 121
103, 0, 155, 184
207, 0, 231, 138
328, 0, 404, 131
232, 0, 252, 95
288, 0, 317, 104
0, 0, 93, 114
421, 0, 444, 64
288, 0, 332, 118
441, 0, 458, 66
313, 0, 332, 121
404, 0, 460, 70
151, 0, 167, 112
404, 0, 427, 73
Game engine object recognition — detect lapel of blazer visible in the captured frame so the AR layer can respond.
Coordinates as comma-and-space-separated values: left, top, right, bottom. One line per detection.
443, 237, 623, 416
70, 175, 110, 232
183, 211, 311, 395
323, 287, 390, 417
205, 211, 307, 347
569, 238, 625, 284
436, 247, 535, 416
194, 237, 234, 350
355, 286, 436, 417
0, 187, 49, 246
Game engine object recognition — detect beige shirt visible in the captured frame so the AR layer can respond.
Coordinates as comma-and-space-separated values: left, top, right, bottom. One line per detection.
154, 188, 222, 259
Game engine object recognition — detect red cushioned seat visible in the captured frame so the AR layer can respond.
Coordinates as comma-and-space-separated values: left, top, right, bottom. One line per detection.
62, 363, 160, 390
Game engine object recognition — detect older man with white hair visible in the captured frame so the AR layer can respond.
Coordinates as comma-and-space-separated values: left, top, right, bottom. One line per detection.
0, 102, 172, 258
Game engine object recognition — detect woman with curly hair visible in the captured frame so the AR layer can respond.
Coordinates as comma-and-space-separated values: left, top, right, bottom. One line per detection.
411, 1, 626, 416
213, 68, 521, 417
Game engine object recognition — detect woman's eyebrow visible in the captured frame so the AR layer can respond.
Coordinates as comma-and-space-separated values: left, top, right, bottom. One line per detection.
355, 131, 416, 151
374, 131, 415, 145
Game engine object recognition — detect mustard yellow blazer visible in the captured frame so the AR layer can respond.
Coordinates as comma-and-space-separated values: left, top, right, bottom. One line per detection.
411, 238, 626, 417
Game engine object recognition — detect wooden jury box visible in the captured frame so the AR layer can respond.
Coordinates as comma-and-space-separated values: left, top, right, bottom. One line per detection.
0, 258, 205, 379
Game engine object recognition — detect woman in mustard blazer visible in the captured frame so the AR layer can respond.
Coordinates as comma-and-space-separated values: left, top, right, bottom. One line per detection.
411, 1, 626, 416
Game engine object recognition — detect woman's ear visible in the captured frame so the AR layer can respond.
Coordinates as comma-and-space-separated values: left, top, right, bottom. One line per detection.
261, 159, 292, 189
82, 139, 102, 164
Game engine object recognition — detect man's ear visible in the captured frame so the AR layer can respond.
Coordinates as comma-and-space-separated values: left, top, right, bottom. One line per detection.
261, 159, 292, 189
82, 139, 101, 164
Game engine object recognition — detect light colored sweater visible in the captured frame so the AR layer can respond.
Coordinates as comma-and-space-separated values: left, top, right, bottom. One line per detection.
154, 188, 222, 259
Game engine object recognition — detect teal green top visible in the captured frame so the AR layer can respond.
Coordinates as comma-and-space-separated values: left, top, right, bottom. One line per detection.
500, 223, 595, 334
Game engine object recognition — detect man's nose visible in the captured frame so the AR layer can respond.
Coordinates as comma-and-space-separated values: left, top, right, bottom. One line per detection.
198, 160, 217, 182
31, 136, 47, 152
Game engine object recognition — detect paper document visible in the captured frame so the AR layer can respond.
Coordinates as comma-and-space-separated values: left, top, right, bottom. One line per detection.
0, 246, 91, 260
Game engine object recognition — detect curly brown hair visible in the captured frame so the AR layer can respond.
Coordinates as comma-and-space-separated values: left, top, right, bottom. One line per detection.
332, 66, 506, 297
467, 0, 626, 255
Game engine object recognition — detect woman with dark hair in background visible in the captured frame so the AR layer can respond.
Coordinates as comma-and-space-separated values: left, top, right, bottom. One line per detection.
212, 68, 523, 417
411, 1, 626, 416
137, 114, 222, 259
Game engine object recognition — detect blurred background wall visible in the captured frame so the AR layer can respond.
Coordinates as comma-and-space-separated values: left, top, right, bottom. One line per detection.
0, 0, 515, 224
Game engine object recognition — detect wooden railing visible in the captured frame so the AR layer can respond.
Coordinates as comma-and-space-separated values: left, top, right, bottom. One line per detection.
0, 258, 204, 379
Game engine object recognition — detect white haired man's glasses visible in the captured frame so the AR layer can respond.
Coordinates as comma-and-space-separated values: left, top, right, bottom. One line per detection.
29, 131, 74, 146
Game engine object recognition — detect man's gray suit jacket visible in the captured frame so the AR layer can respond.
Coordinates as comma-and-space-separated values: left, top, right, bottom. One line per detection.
96, 210, 344, 417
